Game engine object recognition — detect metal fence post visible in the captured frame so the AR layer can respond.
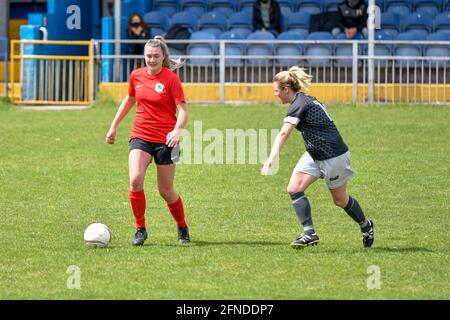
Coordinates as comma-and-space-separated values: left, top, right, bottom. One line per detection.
219, 40, 225, 104
352, 41, 358, 104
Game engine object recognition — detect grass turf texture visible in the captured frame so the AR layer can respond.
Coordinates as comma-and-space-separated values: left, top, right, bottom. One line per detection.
0, 97, 449, 299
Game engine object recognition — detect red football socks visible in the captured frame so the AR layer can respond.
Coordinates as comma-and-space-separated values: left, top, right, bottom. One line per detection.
168, 196, 187, 228
129, 190, 146, 228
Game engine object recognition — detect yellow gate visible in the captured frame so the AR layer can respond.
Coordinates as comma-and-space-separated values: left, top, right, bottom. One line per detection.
10, 40, 94, 106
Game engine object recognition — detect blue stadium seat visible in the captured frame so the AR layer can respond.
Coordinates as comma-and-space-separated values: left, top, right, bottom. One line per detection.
229, 11, 254, 39
219, 31, 246, 66
294, 0, 324, 15
187, 31, 217, 64
246, 31, 275, 65
152, 0, 179, 17
239, 0, 255, 11
280, 7, 292, 33
143, 11, 170, 37
434, 12, 450, 33
209, 0, 238, 17
171, 11, 199, 30
277, 0, 295, 10
403, 12, 433, 36
179, 0, 208, 18
414, 0, 443, 18
381, 11, 402, 36
276, 32, 304, 66
294, 0, 324, 14
324, 0, 342, 11
334, 32, 365, 66
373, 30, 394, 66
199, 11, 228, 38
305, 32, 334, 66
287, 11, 311, 37
424, 32, 450, 66
394, 32, 426, 66
385, 0, 413, 18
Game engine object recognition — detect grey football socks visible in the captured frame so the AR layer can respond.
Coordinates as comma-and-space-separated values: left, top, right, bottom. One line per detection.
290, 192, 314, 233
344, 196, 369, 229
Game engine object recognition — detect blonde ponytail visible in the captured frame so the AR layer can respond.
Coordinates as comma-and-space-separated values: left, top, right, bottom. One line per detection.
273, 66, 312, 92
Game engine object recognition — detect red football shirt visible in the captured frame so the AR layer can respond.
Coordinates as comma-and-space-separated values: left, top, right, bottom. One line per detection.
128, 67, 185, 143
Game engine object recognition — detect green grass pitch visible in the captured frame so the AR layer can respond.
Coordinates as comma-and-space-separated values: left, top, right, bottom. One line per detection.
0, 96, 449, 299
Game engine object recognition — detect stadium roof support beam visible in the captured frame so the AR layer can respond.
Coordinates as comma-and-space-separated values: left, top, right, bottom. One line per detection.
114, 0, 121, 82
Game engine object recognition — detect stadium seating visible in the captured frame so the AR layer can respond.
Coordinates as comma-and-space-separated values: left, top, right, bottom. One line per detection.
381, 11, 402, 36
209, 0, 238, 17
246, 31, 275, 65
394, 31, 427, 65
187, 31, 217, 64
304, 31, 334, 66
171, 11, 199, 30
373, 30, 395, 65
280, 7, 292, 32
294, 0, 324, 15
414, 0, 443, 18
287, 11, 311, 37
199, 11, 228, 37
424, 31, 450, 66
276, 31, 304, 66
434, 12, 450, 33
143, 11, 170, 37
403, 11, 433, 36
179, 0, 209, 18
324, 0, 342, 12
385, 0, 413, 18
131, 0, 450, 66
219, 31, 246, 66
238, 0, 255, 12
229, 11, 254, 38
334, 32, 365, 66
152, 0, 178, 17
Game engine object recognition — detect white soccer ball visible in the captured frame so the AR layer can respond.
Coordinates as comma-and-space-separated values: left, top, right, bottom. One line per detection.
84, 223, 111, 248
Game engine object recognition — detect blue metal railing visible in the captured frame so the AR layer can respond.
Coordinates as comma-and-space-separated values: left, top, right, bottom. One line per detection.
0, 37, 8, 97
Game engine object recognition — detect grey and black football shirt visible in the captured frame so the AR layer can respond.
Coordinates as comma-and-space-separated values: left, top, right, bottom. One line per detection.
284, 92, 348, 161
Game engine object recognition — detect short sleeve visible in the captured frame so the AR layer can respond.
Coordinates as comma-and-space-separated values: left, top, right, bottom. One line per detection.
128, 72, 136, 97
170, 74, 185, 104
284, 101, 304, 125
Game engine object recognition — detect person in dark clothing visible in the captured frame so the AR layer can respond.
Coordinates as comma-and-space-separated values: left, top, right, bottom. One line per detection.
262, 66, 374, 249
127, 13, 149, 55
253, 0, 282, 36
332, 0, 368, 39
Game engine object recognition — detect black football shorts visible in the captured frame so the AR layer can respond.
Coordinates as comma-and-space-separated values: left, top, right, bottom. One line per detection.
129, 137, 180, 165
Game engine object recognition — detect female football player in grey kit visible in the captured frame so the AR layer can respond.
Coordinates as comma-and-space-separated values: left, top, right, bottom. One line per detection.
261, 66, 374, 249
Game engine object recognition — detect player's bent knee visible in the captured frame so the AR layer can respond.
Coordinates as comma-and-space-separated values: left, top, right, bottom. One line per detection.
333, 197, 347, 208
287, 184, 306, 194
130, 176, 145, 191
158, 188, 176, 201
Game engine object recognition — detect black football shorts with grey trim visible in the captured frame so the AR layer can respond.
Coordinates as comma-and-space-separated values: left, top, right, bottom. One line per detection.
129, 138, 180, 165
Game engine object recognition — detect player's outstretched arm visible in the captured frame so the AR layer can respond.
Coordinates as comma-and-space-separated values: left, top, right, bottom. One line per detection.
106, 95, 136, 144
261, 122, 296, 176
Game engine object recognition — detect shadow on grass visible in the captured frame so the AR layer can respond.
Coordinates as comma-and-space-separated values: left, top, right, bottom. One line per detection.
369, 246, 433, 253
157, 240, 286, 247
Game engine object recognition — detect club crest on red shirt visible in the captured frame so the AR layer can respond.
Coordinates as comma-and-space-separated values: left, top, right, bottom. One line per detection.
155, 83, 164, 93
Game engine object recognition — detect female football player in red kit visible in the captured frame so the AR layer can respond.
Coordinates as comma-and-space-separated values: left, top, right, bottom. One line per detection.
106, 36, 190, 246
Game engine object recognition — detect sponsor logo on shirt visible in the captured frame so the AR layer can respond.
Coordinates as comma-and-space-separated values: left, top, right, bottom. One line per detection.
135, 84, 144, 90
155, 83, 164, 94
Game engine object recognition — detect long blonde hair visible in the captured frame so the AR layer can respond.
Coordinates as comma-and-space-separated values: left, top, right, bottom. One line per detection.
273, 66, 312, 92
144, 36, 185, 71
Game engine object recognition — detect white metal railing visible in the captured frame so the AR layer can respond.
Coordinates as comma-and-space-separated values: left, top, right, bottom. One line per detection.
95, 39, 450, 104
